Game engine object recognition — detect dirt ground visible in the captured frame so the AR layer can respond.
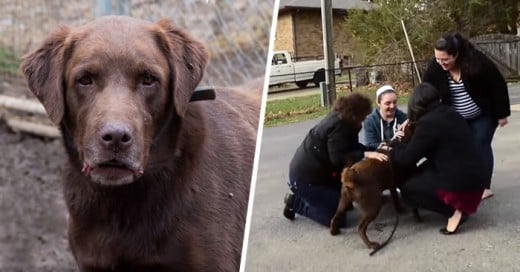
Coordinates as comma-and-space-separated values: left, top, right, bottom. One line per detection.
0, 78, 76, 271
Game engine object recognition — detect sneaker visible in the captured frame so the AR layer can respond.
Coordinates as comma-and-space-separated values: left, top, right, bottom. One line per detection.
283, 193, 295, 220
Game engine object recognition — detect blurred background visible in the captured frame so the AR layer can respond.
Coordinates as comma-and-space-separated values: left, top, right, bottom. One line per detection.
0, 0, 273, 90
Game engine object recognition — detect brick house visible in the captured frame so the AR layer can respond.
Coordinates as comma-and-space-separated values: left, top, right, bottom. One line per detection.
274, 0, 371, 65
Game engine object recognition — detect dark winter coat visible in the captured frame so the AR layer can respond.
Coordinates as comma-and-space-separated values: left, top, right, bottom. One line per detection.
289, 112, 366, 186
423, 50, 510, 121
390, 103, 486, 192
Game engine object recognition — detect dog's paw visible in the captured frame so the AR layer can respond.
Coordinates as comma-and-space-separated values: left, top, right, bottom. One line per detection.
412, 208, 424, 223
330, 227, 340, 236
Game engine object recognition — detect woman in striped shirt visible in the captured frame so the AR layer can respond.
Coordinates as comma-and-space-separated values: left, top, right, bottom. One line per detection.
423, 33, 510, 200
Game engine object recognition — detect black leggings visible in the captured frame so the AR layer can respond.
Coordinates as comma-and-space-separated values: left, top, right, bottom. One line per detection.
400, 168, 454, 217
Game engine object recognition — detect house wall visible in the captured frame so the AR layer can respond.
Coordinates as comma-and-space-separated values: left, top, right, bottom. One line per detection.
274, 9, 353, 64
273, 12, 295, 56
293, 10, 323, 58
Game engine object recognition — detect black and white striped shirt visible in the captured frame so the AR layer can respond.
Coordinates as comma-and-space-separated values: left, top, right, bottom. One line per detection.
448, 77, 482, 119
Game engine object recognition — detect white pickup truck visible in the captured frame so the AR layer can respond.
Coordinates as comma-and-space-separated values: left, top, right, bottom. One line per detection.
269, 50, 341, 89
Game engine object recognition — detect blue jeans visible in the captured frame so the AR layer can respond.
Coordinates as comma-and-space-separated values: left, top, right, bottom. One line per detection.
466, 114, 497, 189
288, 175, 346, 228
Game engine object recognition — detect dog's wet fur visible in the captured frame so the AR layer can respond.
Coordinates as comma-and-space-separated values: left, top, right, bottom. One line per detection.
329, 158, 403, 250
22, 16, 261, 271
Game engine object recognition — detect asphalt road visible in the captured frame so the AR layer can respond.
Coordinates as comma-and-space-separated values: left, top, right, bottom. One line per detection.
243, 84, 520, 271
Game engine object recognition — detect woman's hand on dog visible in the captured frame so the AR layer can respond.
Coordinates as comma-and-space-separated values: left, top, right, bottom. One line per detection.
377, 143, 391, 152
399, 119, 409, 131
393, 130, 405, 140
364, 151, 388, 162
391, 119, 409, 142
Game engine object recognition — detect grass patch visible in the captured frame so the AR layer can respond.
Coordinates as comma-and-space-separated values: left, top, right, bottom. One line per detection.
0, 48, 21, 76
265, 94, 329, 126
264, 84, 410, 127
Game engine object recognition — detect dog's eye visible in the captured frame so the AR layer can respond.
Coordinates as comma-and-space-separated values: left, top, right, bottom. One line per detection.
141, 74, 158, 87
77, 75, 93, 86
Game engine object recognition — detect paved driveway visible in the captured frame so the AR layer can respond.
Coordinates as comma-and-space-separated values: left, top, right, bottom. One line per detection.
242, 84, 520, 272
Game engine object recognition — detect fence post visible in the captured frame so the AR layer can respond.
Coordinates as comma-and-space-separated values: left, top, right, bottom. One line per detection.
320, 81, 329, 107
410, 62, 415, 87
348, 68, 353, 92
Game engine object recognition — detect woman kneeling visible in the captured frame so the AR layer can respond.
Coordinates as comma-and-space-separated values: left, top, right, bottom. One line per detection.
390, 82, 486, 234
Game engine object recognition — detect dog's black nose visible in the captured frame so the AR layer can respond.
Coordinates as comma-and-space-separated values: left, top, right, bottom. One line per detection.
99, 123, 133, 150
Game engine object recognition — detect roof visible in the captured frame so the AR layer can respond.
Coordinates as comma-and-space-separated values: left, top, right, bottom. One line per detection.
279, 0, 372, 11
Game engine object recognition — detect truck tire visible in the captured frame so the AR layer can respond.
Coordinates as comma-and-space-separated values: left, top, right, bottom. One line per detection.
295, 80, 309, 89
313, 69, 325, 87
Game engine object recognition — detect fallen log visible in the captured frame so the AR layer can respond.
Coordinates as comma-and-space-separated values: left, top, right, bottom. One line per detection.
0, 94, 59, 138
4, 116, 60, 138
0, 94, 47, 115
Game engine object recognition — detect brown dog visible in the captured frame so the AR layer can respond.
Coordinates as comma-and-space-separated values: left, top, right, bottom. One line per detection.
329, 158, 403, 250
21, 16, 261, 271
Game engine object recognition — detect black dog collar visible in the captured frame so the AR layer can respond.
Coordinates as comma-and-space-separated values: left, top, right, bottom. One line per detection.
190, 86, 216, 102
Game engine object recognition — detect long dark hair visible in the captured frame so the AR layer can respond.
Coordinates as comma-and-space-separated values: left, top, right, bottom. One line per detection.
407, 83, 441, 122
434, 32, 481, 75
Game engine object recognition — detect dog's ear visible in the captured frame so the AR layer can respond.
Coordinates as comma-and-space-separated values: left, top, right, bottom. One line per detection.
154, 19, 208, 118
21, 27, 70, 125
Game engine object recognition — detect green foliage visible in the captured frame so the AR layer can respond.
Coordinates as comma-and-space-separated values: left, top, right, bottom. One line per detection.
0, 48, 21, 76
344, 0, 520, 65
346, 1, 437, 64
441, 0, 520, 35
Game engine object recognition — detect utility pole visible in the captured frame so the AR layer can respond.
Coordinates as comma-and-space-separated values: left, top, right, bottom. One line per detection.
321, 0, 336, 106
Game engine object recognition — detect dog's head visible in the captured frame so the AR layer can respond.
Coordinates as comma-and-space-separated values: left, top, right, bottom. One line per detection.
21, 16, 208, 185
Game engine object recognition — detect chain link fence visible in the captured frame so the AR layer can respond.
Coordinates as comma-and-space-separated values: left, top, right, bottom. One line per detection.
0, 0, 273, 95
338, 60, 429, 92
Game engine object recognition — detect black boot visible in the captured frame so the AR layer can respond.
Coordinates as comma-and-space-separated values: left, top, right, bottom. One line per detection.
283, 193, 295, 220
